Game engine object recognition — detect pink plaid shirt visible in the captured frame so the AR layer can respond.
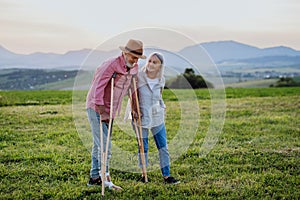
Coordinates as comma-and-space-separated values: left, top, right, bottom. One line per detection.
86, 54, 138, 120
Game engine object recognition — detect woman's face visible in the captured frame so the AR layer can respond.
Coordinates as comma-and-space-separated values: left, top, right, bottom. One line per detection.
146, 55, 161, 74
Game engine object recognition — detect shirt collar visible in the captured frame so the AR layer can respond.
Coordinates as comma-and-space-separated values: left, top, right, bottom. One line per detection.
119, 53, 127, 69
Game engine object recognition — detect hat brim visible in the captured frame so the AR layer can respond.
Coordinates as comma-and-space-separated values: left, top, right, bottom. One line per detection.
119, 46, 146, 59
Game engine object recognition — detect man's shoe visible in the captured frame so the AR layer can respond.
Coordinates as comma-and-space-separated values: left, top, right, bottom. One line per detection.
87, 177, 102, 186
164, 176, 180, 184
104, 181, 123, 190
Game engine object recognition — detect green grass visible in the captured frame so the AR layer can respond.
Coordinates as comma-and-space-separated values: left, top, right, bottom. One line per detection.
0, 90, 73, 106
0, 88, 299, 199
36, 78, 77, 90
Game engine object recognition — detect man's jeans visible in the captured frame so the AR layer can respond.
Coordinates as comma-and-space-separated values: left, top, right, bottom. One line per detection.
138, 123, 170, 177
87, 108, 112, 178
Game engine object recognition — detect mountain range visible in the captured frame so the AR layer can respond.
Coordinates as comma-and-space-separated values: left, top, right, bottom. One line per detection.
1, 40, 300, 72
182, 40, 300, 62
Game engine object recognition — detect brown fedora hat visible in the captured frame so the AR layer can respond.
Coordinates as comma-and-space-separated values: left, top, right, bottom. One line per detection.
119, 39, 146, 59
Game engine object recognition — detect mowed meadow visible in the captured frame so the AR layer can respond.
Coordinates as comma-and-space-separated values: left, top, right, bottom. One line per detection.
0, 88, 299, 199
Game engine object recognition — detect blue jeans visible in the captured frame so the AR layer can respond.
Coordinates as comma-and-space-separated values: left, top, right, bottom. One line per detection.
137, 123, 170, 177
87, 108, 113, 178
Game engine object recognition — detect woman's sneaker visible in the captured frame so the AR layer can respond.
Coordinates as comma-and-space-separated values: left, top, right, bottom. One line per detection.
164, 176, 180, 184
87, 177, 102, 186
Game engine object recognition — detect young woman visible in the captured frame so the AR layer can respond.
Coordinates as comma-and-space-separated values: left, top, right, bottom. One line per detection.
133, 52, 179, 184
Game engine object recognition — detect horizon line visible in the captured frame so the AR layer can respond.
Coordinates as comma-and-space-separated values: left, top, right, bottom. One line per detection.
1, 39, 299, 55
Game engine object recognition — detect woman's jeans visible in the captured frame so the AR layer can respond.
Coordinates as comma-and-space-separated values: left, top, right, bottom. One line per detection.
138, 123, 170, 177
87, 108, 112, 179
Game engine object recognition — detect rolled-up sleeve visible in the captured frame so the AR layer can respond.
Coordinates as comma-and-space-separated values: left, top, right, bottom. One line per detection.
94, 62, 115, 106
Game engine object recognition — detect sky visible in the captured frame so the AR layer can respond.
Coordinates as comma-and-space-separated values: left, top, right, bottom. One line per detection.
1, 0, 300, 54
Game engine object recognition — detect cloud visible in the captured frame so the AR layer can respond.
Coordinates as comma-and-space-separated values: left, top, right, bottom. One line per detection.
0, 0, 18, 9
1, 0, 300, 53
0, 18, 98, 54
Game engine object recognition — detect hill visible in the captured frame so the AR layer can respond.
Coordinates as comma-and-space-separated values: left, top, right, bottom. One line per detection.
180, 40, 300, 62
0, 68, 83, 90
1, 41, 300, 71
1, 41, 300, 90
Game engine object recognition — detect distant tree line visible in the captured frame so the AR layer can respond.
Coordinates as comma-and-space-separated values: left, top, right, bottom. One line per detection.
165, 68, 213, 89
270, 77, 300, 87
0, 69, 78, 90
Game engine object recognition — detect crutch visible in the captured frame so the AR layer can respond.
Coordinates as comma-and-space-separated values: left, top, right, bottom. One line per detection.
128, 89, 142, 159
101, 72, 116, 197
132, 77, 148, 182
99, 113, 105, 197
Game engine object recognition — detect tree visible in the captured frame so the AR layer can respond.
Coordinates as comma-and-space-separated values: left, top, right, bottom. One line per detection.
270, 77, 300, 87
165, 68, 213, 89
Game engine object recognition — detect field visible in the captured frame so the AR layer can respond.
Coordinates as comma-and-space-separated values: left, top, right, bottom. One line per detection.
0, 88, 299, 199
224, 78, 278, 88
